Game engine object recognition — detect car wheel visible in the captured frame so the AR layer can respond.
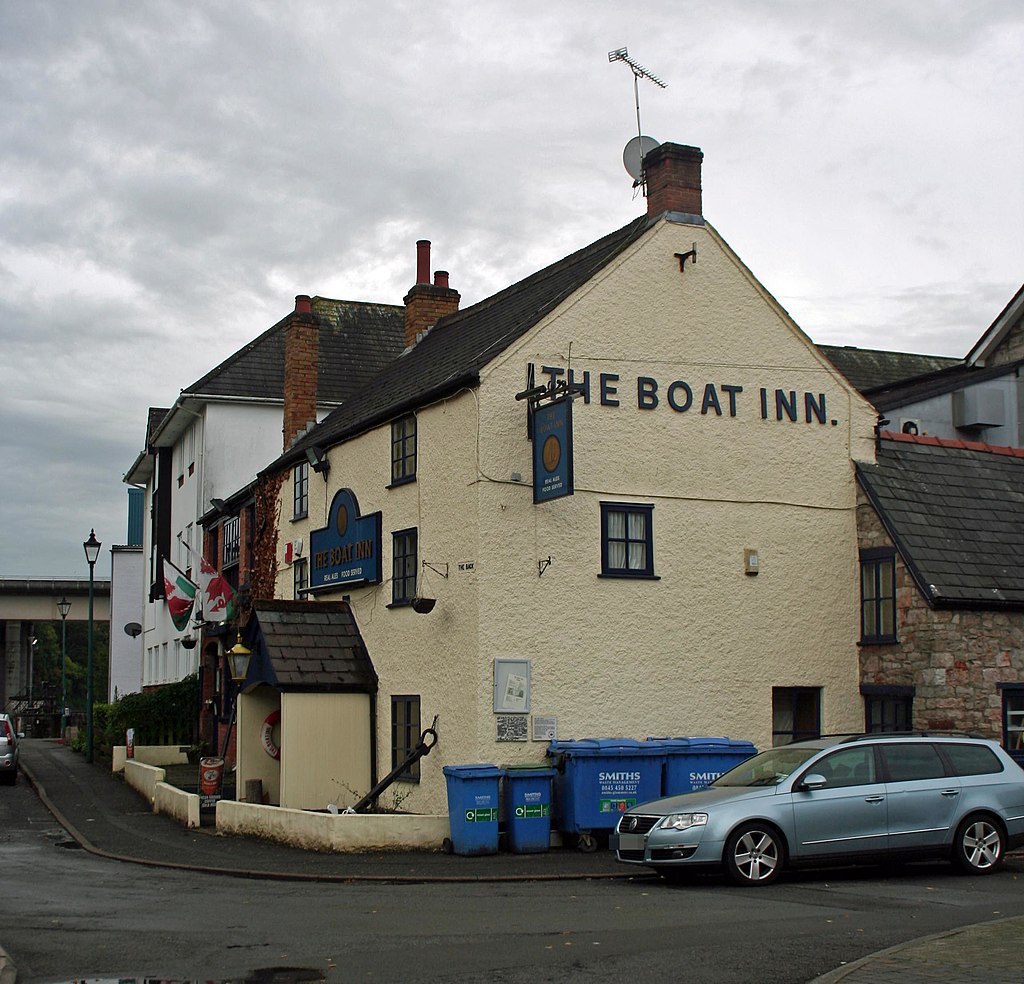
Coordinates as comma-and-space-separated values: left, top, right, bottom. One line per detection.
0, 771, 14, 787
724, 823, 784, 886
953, 814, 1004, 874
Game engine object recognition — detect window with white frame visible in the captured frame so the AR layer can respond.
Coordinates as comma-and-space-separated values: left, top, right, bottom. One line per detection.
600, 502, 655, 577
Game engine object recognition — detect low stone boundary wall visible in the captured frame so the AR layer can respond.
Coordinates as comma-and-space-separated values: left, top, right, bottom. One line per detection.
154, 781, 200, 829
125, 759, 165, 804
124, 759, 200, 829
216, 799, 449, 852
112, 744, 189, 772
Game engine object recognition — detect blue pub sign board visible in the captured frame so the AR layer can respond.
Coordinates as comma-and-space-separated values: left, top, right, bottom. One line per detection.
310, 488, 382, 590
532, 397, 574, 504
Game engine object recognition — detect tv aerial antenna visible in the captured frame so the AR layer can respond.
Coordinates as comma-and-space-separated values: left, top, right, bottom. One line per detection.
608, 47, 667, 194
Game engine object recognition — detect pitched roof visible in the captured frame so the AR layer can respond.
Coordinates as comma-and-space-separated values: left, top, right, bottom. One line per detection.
863, 357, 1024, 413
857, 433, 1024, 609
273, 215, 652, 470
819, 345, 959, 394
248, 600, 377, 692
184, 297, 405, 403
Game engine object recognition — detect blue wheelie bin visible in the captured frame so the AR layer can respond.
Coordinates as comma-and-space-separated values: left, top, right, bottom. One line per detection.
503, 764, 557, 854
657, 737, 757, 795
442, 764, 503, 856
547, 738, 665, 851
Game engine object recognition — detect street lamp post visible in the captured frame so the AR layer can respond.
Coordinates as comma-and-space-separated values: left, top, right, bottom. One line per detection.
57, 596, 71, 741
83, 530, 101, 764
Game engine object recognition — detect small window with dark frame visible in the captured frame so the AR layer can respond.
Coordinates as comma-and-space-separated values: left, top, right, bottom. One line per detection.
391, 414, 417, 485
294, 462, 309, 519
860, 547, 897, 644
600, 502, 655, 577
293, 557, 308, 599
222, 515, 240, 568
392, 528, 418, 605
862, 685, 913, 733
392, 695, 421, 781
772, 686, 821, 746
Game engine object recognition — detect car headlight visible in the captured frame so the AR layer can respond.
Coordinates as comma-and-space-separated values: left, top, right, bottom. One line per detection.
659, 812, 708, 831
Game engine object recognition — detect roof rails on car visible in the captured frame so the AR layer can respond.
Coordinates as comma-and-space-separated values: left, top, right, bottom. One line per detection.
835, 731, 987, 743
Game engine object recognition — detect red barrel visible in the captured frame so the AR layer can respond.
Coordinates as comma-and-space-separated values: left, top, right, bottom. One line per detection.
199, 756, 225, 796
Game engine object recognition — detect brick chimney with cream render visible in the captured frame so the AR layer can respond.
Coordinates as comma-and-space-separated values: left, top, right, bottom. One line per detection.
403, 240, 460, 348
644, 143, 703, 218
283, 294, 318, 450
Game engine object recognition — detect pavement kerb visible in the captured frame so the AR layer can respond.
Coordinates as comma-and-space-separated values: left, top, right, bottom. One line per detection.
19, 756, 650, 885
806, 913, 1024, 984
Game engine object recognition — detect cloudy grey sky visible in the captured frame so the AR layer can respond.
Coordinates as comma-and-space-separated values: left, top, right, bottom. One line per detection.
2, 1, 1021, 579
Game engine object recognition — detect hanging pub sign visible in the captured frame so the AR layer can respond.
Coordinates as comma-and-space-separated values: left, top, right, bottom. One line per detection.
533, 397, 574, 504
310, 488, 382, 590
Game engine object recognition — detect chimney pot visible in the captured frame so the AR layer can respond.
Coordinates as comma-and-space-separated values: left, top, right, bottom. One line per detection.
416, 240, 431, 285
434, 270, 449, 289
294, 295, 312, 315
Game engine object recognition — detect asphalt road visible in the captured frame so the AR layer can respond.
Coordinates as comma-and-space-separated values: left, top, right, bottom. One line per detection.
4, 775, 1024, 984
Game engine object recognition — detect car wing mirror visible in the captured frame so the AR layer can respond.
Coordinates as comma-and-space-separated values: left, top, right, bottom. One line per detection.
800, 773, 827, 791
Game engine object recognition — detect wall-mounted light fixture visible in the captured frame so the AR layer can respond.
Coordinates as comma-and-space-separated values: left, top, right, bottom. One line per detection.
306, 445, 331, 480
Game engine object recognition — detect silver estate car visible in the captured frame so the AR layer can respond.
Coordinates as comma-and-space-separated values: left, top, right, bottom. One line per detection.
0, 713, 19, 785
614, 733, 1024, 886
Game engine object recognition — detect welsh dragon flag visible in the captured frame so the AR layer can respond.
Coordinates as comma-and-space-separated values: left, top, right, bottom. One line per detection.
162, 558, 197, 631
199, 556, 236, 622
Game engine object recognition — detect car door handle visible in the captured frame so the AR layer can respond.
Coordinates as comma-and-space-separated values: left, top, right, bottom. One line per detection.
940, 789, 960, 797
864, 795, 885, 803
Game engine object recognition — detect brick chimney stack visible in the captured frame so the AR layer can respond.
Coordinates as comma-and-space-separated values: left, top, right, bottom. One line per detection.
645, 143, 703, 218
283, 294, 319, 450
403, 240, 460, 348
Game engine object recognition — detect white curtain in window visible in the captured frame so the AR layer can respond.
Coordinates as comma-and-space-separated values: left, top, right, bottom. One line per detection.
608, 511, 626, 569
627, 512, 646, 569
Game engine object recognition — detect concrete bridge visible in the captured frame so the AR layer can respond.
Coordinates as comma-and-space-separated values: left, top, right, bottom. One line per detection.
0, 578, 111, 712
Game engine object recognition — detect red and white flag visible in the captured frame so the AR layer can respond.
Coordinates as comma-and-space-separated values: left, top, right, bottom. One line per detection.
199, 556, 235, 622
162, 558, 197, 631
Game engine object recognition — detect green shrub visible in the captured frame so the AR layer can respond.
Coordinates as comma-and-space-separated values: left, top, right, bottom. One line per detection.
98, 674, 199, 750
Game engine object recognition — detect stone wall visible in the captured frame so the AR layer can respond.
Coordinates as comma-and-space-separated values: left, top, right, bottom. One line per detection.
857, 487, 1024, 739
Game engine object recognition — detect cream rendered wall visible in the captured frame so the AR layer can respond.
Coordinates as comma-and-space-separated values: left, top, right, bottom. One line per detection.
474, 216, 878, 757
274, 215, 878, 815
274, 391, 482, 816
278, 692, 372, 810
237, 684, 281, 804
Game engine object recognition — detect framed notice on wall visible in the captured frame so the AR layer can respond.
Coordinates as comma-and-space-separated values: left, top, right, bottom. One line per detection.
494, 658, 531, 713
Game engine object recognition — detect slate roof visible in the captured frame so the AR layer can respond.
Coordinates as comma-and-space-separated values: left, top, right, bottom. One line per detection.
248, 600, 377, 693
857, 433, 1024, 609
146, 407, 170, 444
819, 345, 960, 394
184, 297, 405, 403
272, 215, 652, 471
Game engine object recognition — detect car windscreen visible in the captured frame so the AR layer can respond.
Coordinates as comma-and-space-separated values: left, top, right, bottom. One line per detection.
712, 746, 820, 787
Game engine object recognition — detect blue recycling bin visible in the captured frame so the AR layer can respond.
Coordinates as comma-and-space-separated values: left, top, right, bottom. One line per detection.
503, 765, 557, 854
442, 764, 503, 856
547, 739, 665, 849
656, 737, 758, 795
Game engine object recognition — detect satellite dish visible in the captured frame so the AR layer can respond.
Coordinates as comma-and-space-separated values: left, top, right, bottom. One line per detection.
623, 135, 660, 181
124, 622, 142, 638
